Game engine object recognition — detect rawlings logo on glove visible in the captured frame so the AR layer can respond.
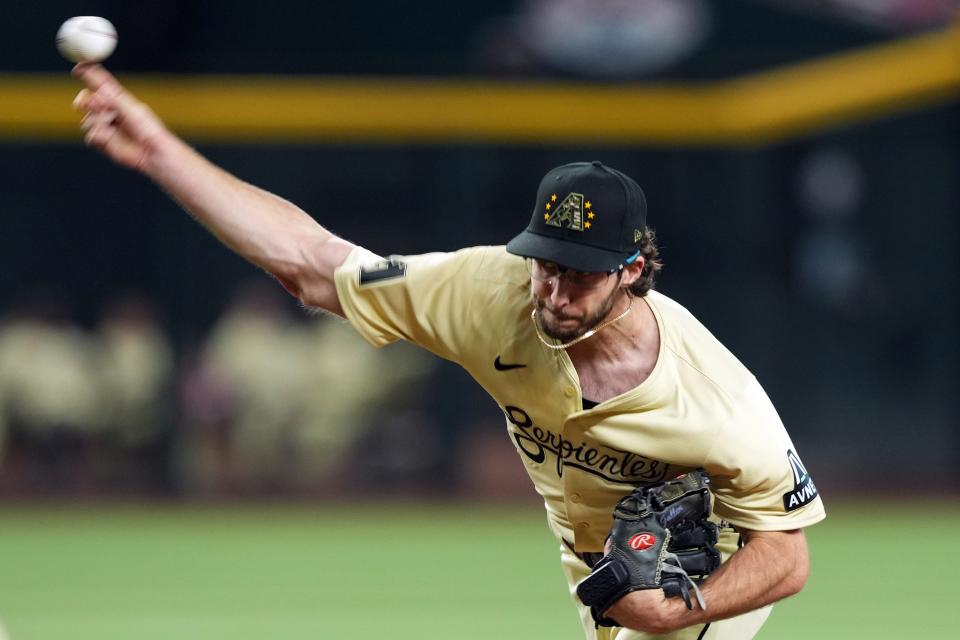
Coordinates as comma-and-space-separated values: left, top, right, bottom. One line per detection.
576, 470, 721, 627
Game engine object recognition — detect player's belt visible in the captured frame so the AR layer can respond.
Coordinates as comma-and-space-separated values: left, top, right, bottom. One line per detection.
563, 538, 605, 569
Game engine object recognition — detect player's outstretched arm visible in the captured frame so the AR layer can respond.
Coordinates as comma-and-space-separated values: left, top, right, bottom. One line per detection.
71, 63, 355, 315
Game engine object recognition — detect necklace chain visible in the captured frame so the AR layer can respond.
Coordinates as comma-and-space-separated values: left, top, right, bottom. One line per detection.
530, 296, 634, 350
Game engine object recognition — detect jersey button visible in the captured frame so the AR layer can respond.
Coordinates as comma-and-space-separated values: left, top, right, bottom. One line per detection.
570, 493, 582, 503
564, 386, 575, 398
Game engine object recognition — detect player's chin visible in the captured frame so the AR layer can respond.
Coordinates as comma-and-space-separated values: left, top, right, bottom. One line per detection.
540, 305, 578, 324
540, 316, 587, 341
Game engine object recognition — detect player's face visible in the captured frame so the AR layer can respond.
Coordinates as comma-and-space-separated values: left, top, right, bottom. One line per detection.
530, 265, 625, 342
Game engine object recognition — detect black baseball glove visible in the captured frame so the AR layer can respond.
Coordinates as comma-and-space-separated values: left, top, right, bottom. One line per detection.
575, 471, 721, 627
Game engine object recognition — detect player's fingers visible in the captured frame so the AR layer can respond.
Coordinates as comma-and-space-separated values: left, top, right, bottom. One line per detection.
72, 63, 118, 93
80, 109, 119, 132
75, 87, 114, 115
87, 89, 121, 113
80, 118, 110, 144
73, 89, 93, 113
73, 63, 136, 110
84, 122, 116, 149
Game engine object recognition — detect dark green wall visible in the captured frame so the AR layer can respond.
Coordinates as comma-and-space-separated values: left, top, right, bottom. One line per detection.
2, 1, 955, 486
2, 105, 957, 485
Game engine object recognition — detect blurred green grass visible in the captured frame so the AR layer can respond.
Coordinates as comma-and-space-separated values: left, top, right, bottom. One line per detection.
0, 500, 956, 639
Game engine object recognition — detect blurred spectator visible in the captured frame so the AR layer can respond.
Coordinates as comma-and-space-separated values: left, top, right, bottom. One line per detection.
296, 318, 437, 491
95, 294, 175, 489
0, 297, 104, 493
97, 295, 174, 445
177, 280, 437, 495
476, 0, 711, 77
177, 280, 304, 493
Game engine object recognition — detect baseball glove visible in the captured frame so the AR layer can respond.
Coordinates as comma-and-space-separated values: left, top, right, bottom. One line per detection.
575, 470, 721, 627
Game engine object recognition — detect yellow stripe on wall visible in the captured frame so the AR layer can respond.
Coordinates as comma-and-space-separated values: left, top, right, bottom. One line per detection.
717, 23, 960, 141
1, 24, 957, 145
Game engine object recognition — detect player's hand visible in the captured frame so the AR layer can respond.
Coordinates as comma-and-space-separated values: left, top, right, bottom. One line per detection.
605, 589, 694, 635
72, 63, 170, 171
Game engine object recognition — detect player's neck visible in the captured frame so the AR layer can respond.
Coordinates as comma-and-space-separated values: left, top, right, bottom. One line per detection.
565, 295, 659, 401
567, 293, 649, 361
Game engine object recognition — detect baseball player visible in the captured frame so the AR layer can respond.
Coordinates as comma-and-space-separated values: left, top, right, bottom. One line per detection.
72, 63, 825, 639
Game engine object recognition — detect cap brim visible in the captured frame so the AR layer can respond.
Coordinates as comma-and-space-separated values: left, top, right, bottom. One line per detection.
506, 230, 627, 273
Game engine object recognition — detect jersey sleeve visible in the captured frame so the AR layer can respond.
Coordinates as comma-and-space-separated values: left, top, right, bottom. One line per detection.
704, 378, 826, 531
333, 245, 483, 360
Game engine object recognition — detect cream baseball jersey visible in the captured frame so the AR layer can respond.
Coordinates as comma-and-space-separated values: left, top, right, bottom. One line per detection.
334, 245, 826, 552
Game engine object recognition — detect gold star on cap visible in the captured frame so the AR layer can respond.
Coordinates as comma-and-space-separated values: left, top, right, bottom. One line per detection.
545, 202, 551, 210
587, 211, 595, 219
585, 221, 592, 229
585, 201, 592, 209
543, 213, 549, 220
551, 194, 557, 202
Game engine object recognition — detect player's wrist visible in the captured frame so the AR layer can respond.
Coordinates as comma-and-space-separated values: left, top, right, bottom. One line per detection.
605, 589, 696, 635
662, 586, 708, 629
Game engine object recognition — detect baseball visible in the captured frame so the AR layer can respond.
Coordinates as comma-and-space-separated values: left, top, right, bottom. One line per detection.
56, 16, 117, 63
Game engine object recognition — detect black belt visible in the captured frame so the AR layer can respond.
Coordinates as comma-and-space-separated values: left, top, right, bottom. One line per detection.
563, 538, 605, 569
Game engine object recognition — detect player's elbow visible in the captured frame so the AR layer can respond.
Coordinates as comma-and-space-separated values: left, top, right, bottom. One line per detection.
297, 284, 343, 316
262, 255, 305, 297
782, 535, 811, 597
276, 266, 340, 315
269, 267, 307, 301
748, 528, 810, 600
267, 237, 345, 313
296, 236, 354, 312
783, 559, 809, 597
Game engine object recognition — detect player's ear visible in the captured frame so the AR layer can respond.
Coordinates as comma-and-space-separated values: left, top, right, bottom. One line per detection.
619, 258, 644, 289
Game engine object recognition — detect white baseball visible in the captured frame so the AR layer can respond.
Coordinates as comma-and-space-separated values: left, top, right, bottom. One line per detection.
56, 16, 118, 63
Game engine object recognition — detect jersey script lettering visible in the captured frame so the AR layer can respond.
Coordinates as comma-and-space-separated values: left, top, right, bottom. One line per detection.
504, 405, 669, 483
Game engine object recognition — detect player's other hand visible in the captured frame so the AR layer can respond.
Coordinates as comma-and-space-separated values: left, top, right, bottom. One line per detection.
604, 588, 695, 635
72, 63, 170, 171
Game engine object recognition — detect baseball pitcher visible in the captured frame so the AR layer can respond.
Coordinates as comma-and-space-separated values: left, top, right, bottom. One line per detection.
72, 63, 825, 639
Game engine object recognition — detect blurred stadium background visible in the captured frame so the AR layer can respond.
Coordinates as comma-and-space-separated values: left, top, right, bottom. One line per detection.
1, 1, 958, 638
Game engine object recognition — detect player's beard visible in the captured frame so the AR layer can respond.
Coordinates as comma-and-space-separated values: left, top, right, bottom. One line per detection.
535, 285, 624, 342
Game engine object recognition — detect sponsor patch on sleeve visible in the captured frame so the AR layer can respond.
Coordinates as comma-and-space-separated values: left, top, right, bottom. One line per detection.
358, 257, 407, 286
782, 449, 819, 512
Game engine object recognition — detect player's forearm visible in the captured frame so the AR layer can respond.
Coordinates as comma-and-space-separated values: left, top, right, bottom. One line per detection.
72, 64, 353, 312
141, 133, 353, 309
143, 134, 326, 272
686, 529, 809, 625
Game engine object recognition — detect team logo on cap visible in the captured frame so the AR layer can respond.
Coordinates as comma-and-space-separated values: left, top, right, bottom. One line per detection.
628, 533, 656, 551
544, 193, 596, 231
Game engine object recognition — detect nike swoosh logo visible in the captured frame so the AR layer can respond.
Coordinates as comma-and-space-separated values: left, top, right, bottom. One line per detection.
494, 356, 527, 371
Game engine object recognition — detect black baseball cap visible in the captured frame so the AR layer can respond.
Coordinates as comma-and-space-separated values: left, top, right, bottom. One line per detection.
506, 161, 648, 272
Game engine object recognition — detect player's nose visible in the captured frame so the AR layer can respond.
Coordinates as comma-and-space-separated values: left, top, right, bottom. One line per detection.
546, 280, 572, 308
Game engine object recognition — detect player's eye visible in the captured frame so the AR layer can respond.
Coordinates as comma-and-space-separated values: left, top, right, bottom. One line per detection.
538, 260, 560, 273
568, 271, 607, 287
527, 259, 560, 279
